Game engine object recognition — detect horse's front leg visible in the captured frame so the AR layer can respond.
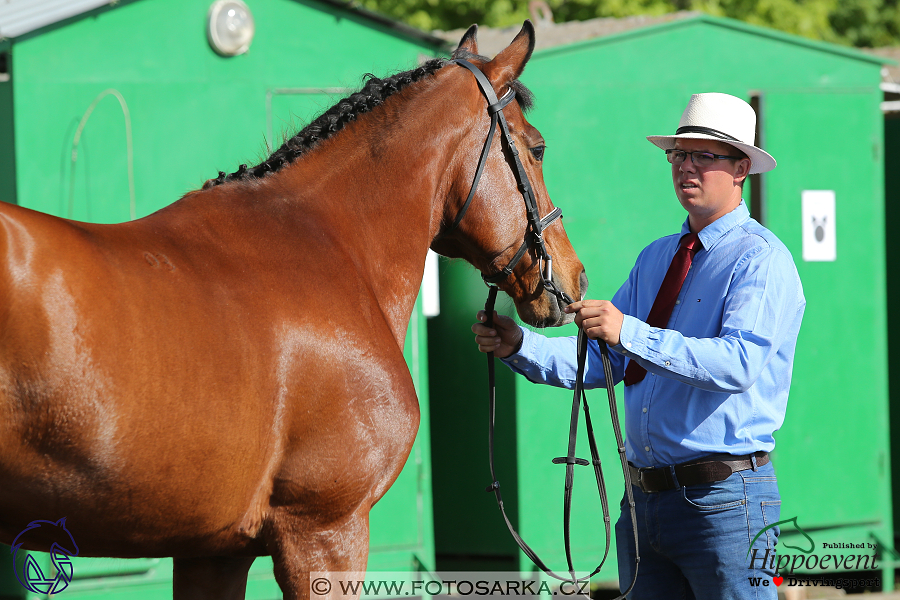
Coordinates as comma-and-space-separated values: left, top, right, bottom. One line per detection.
264, 507, 370, 600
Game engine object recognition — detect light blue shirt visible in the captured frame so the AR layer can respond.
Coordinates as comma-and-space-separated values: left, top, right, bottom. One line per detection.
503, 201, 805, 468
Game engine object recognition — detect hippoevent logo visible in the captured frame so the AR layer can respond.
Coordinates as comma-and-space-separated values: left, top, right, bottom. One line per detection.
746, 516, 881, 590
10, 518, 79, 594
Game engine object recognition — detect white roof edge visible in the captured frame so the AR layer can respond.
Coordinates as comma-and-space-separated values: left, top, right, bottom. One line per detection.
0, 0, 112, 39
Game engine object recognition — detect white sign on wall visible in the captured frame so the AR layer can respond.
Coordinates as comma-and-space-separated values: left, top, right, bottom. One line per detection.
801, 190, 836, 262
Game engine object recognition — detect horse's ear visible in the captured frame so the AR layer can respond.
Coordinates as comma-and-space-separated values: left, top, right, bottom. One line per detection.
455, 24, 479, 57
483, 20, 535, 90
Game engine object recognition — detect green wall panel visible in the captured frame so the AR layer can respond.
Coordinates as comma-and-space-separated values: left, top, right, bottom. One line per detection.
763, 88, 890, 528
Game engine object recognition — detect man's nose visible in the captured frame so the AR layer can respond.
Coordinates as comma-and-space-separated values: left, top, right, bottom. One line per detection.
679, 154, 697, 173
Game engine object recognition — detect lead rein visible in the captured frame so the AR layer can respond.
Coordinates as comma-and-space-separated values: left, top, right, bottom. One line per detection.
483, 287, 639, 596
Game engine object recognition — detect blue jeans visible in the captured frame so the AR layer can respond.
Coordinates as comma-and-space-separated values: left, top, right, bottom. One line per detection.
615, 460, 781, 600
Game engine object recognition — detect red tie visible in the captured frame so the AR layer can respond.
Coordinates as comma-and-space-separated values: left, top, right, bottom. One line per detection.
624, 232, 703, 387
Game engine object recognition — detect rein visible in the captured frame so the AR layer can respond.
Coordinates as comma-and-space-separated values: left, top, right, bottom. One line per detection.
449, 59, 640, 595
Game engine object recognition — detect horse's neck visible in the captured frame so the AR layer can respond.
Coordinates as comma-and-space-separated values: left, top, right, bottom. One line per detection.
268, 94, 460, 346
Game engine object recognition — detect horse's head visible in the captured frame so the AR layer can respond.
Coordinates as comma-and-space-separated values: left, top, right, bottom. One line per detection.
431, 22, 587, 328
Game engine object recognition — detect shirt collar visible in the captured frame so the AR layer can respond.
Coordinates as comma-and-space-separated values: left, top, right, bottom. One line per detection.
679, 200, 750, 249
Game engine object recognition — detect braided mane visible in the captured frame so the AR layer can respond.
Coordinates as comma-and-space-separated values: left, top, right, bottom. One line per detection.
209, 51, 534, 186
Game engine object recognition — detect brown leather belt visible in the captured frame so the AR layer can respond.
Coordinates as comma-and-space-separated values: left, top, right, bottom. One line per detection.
628, 452, 770, 493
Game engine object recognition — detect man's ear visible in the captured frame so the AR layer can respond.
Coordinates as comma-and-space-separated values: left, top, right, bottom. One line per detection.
735, 158, 751, 183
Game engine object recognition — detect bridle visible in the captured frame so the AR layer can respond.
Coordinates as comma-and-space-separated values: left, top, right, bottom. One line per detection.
443, 59, 568, 300
448, 58, 640, 596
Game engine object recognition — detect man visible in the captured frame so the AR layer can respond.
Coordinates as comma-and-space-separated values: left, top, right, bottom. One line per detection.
472, 93, 805, 599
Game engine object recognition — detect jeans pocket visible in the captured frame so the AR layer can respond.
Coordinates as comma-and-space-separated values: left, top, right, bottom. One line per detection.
760, 500, 782, 548
681, 476, 747, 511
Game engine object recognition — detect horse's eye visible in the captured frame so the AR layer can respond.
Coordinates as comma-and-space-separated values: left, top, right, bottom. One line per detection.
530, 145, 545, 161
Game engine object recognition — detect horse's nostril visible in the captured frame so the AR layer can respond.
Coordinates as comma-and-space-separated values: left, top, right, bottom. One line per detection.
579, 270, 589, 300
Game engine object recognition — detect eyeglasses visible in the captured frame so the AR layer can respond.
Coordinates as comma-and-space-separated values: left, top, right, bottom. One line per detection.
666, 149, 744, 167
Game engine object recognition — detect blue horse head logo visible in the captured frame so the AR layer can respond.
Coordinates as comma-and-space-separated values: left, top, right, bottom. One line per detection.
10, 518, 80, 594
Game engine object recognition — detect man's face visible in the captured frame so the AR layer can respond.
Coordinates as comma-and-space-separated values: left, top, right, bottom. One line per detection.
671, 138, 750, 230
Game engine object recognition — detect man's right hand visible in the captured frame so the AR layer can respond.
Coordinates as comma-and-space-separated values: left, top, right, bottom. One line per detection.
471, 310, 523, 358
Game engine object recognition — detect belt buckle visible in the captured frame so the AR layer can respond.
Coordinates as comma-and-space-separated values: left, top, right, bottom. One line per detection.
636, 467, 652, 494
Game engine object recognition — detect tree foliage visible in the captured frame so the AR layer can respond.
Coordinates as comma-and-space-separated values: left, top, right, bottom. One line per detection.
359, 0, 900, 46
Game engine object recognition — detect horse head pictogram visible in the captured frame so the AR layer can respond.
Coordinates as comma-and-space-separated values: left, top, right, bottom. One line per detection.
10, 518, 79, 594
746, 515, 815, 558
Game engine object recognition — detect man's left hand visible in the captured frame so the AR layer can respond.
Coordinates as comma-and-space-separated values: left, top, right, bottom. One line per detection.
564, 300, 624, 346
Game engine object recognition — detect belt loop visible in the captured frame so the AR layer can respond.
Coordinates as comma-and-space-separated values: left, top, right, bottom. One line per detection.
669, 465, 680, 488
751, 454, 758, 471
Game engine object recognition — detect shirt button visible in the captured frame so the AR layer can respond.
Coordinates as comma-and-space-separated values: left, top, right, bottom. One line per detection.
664, 361, 671, 366
675, 299, 681, 305
626, 342, 633, 348
644, 446, 651, 452
643, 407, 648, 413
512, 359, 518, 364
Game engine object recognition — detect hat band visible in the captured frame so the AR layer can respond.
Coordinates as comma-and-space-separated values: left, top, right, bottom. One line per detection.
675, 125, 742, 143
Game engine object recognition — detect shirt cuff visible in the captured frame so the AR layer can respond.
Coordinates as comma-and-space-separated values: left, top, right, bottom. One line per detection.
498, 327, 557, 385
501, 326, 533, 365
612, 314, 652, 358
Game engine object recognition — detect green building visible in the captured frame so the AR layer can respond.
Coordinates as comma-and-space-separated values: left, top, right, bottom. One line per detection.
0, 0, 443, 597
429, 12, 894, 591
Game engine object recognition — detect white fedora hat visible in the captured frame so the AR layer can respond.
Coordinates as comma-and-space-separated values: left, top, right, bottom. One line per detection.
647, 93, 776, 174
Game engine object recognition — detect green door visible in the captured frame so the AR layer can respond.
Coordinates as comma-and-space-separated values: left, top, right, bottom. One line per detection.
761, 90, 893, 582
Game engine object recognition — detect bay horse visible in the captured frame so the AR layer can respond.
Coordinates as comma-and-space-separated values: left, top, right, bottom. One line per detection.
0, 23, 585, 599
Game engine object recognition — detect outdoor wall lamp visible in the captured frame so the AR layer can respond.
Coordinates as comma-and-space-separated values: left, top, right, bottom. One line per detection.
207, 0, 255, 56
